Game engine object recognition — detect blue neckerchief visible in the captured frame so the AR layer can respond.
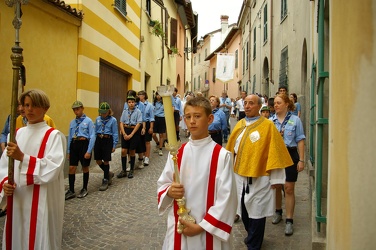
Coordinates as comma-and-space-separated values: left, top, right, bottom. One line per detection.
101, 116, 110, 133
127, 109, 134, 122
22, 116, 28, 126
245, 116, 260, 122
280, 112, 292, 133
74, 114, 86, 137
279, 112, 292, 136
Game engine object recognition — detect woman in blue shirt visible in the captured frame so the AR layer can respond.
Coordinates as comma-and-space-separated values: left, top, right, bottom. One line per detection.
208, 95, 227, 145
270, 94, 305, 236
152, 92, 166, 156
290, 93, 301, 117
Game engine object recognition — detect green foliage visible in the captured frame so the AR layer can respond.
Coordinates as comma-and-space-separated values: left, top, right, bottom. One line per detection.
167, 46, 181, 57
150, 20, 165, 39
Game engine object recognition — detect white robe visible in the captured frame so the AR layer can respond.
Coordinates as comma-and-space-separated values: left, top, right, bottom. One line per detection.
157, 136, 238, 250
179, 99, 187, 130
0, 122, 66, 250
234, 120, 285, 219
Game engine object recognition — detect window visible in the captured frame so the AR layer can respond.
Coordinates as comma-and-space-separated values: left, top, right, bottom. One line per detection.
205, 72, 207, 82
281, 0, 287, 20
194, 56, 196, 66
205, 48, 208, 58
146, 0, 151, 16
246, 41, 249, 69
235, 49, 238, 69
194, 77, 196, 90
212, 68, 216, 83
279, 46, 289, 86
199, 53, 201, 63
170, 18, 177, 48
252, 74, 256, 93
242, 47, 245, 75
253, 27, 256, 60
114, 0, 127, 17
263, 4, 268, 43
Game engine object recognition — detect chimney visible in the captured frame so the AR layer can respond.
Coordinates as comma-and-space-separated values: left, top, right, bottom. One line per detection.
220, 15, 229, 42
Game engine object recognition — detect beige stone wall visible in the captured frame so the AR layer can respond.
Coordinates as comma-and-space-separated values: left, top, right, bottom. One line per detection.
327, 0, 376, 249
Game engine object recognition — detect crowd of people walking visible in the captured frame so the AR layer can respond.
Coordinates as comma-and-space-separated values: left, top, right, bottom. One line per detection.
0, 86, 305, 249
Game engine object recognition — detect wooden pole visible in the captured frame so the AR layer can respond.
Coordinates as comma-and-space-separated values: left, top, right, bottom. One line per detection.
5, 1, 27, 248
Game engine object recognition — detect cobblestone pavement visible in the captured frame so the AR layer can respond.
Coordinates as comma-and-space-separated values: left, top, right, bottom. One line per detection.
0, 118, 312, 249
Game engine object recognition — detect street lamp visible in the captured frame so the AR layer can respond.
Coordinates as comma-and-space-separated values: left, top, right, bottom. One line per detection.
5, 1, 28, 248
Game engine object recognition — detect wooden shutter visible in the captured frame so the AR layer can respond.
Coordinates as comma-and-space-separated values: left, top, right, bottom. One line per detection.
170, 18, 177, 47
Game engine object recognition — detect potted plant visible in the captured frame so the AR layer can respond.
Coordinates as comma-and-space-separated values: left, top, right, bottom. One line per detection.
150, 19, 165, 39
168, 46, 181, 57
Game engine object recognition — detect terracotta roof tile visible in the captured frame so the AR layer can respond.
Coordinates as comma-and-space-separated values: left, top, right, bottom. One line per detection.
46, 0, 83, 19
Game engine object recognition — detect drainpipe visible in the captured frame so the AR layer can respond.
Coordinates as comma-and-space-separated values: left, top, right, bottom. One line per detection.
248, 7, 251, 93
316, 0, 329, 232
269, 0, 273, 90
160, 7, 165, 85
190, 34, 198, 92
310, 57, 316, 164
184, 30, 186, 93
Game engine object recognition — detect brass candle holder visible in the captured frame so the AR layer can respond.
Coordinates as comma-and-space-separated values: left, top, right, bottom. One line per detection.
157, 85, 195, 234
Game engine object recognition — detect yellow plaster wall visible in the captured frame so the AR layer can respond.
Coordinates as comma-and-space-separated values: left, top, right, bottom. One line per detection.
328, 0, 376, 248
0, 2, 80, 135
76, 0, 142, 120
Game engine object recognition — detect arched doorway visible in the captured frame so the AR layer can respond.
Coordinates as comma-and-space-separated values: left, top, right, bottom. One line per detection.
176, 74, 182, 94
262, 57, 270, 97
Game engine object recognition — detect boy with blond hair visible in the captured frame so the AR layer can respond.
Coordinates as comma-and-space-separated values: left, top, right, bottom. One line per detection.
157, 97, 238, 249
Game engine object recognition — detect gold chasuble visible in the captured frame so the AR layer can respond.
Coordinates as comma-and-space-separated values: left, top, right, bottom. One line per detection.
226, 117, 293, 177
16, 114, 56, 129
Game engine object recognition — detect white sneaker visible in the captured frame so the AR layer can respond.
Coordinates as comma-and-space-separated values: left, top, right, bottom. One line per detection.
158, 150, 163, 156
143, 157, 149, 166
138, 159, 144, 169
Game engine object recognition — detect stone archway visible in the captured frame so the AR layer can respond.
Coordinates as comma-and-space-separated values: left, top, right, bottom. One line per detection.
176, 74, 182, 94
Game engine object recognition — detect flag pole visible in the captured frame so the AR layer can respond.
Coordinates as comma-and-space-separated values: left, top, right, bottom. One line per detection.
5, 1, 28, 249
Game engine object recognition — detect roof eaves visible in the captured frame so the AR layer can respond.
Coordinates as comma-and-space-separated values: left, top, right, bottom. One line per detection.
45, 0, 83, 19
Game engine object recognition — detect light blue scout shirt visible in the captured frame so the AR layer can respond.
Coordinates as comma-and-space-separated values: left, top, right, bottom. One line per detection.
154, 101, 165, 117
138, 100, 155, 122
95, 115, 119, 148
208, 108, 227, 132
171, 95, 183, 116
292, 102, 301, 116
67, 114, 96, 154
0, 115, 10, 144
120, 108, 143, 126
270, 112, 305, 147
220, 97, 232, 113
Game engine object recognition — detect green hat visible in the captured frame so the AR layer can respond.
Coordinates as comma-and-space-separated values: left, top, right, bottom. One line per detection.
260, 106, 270, 112
72, 100, 83, 109
98, 102, 110, 114
127, 95, 136, 101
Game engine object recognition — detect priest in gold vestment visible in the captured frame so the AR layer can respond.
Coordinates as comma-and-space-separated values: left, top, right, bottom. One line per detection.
226, 94, 292, 250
